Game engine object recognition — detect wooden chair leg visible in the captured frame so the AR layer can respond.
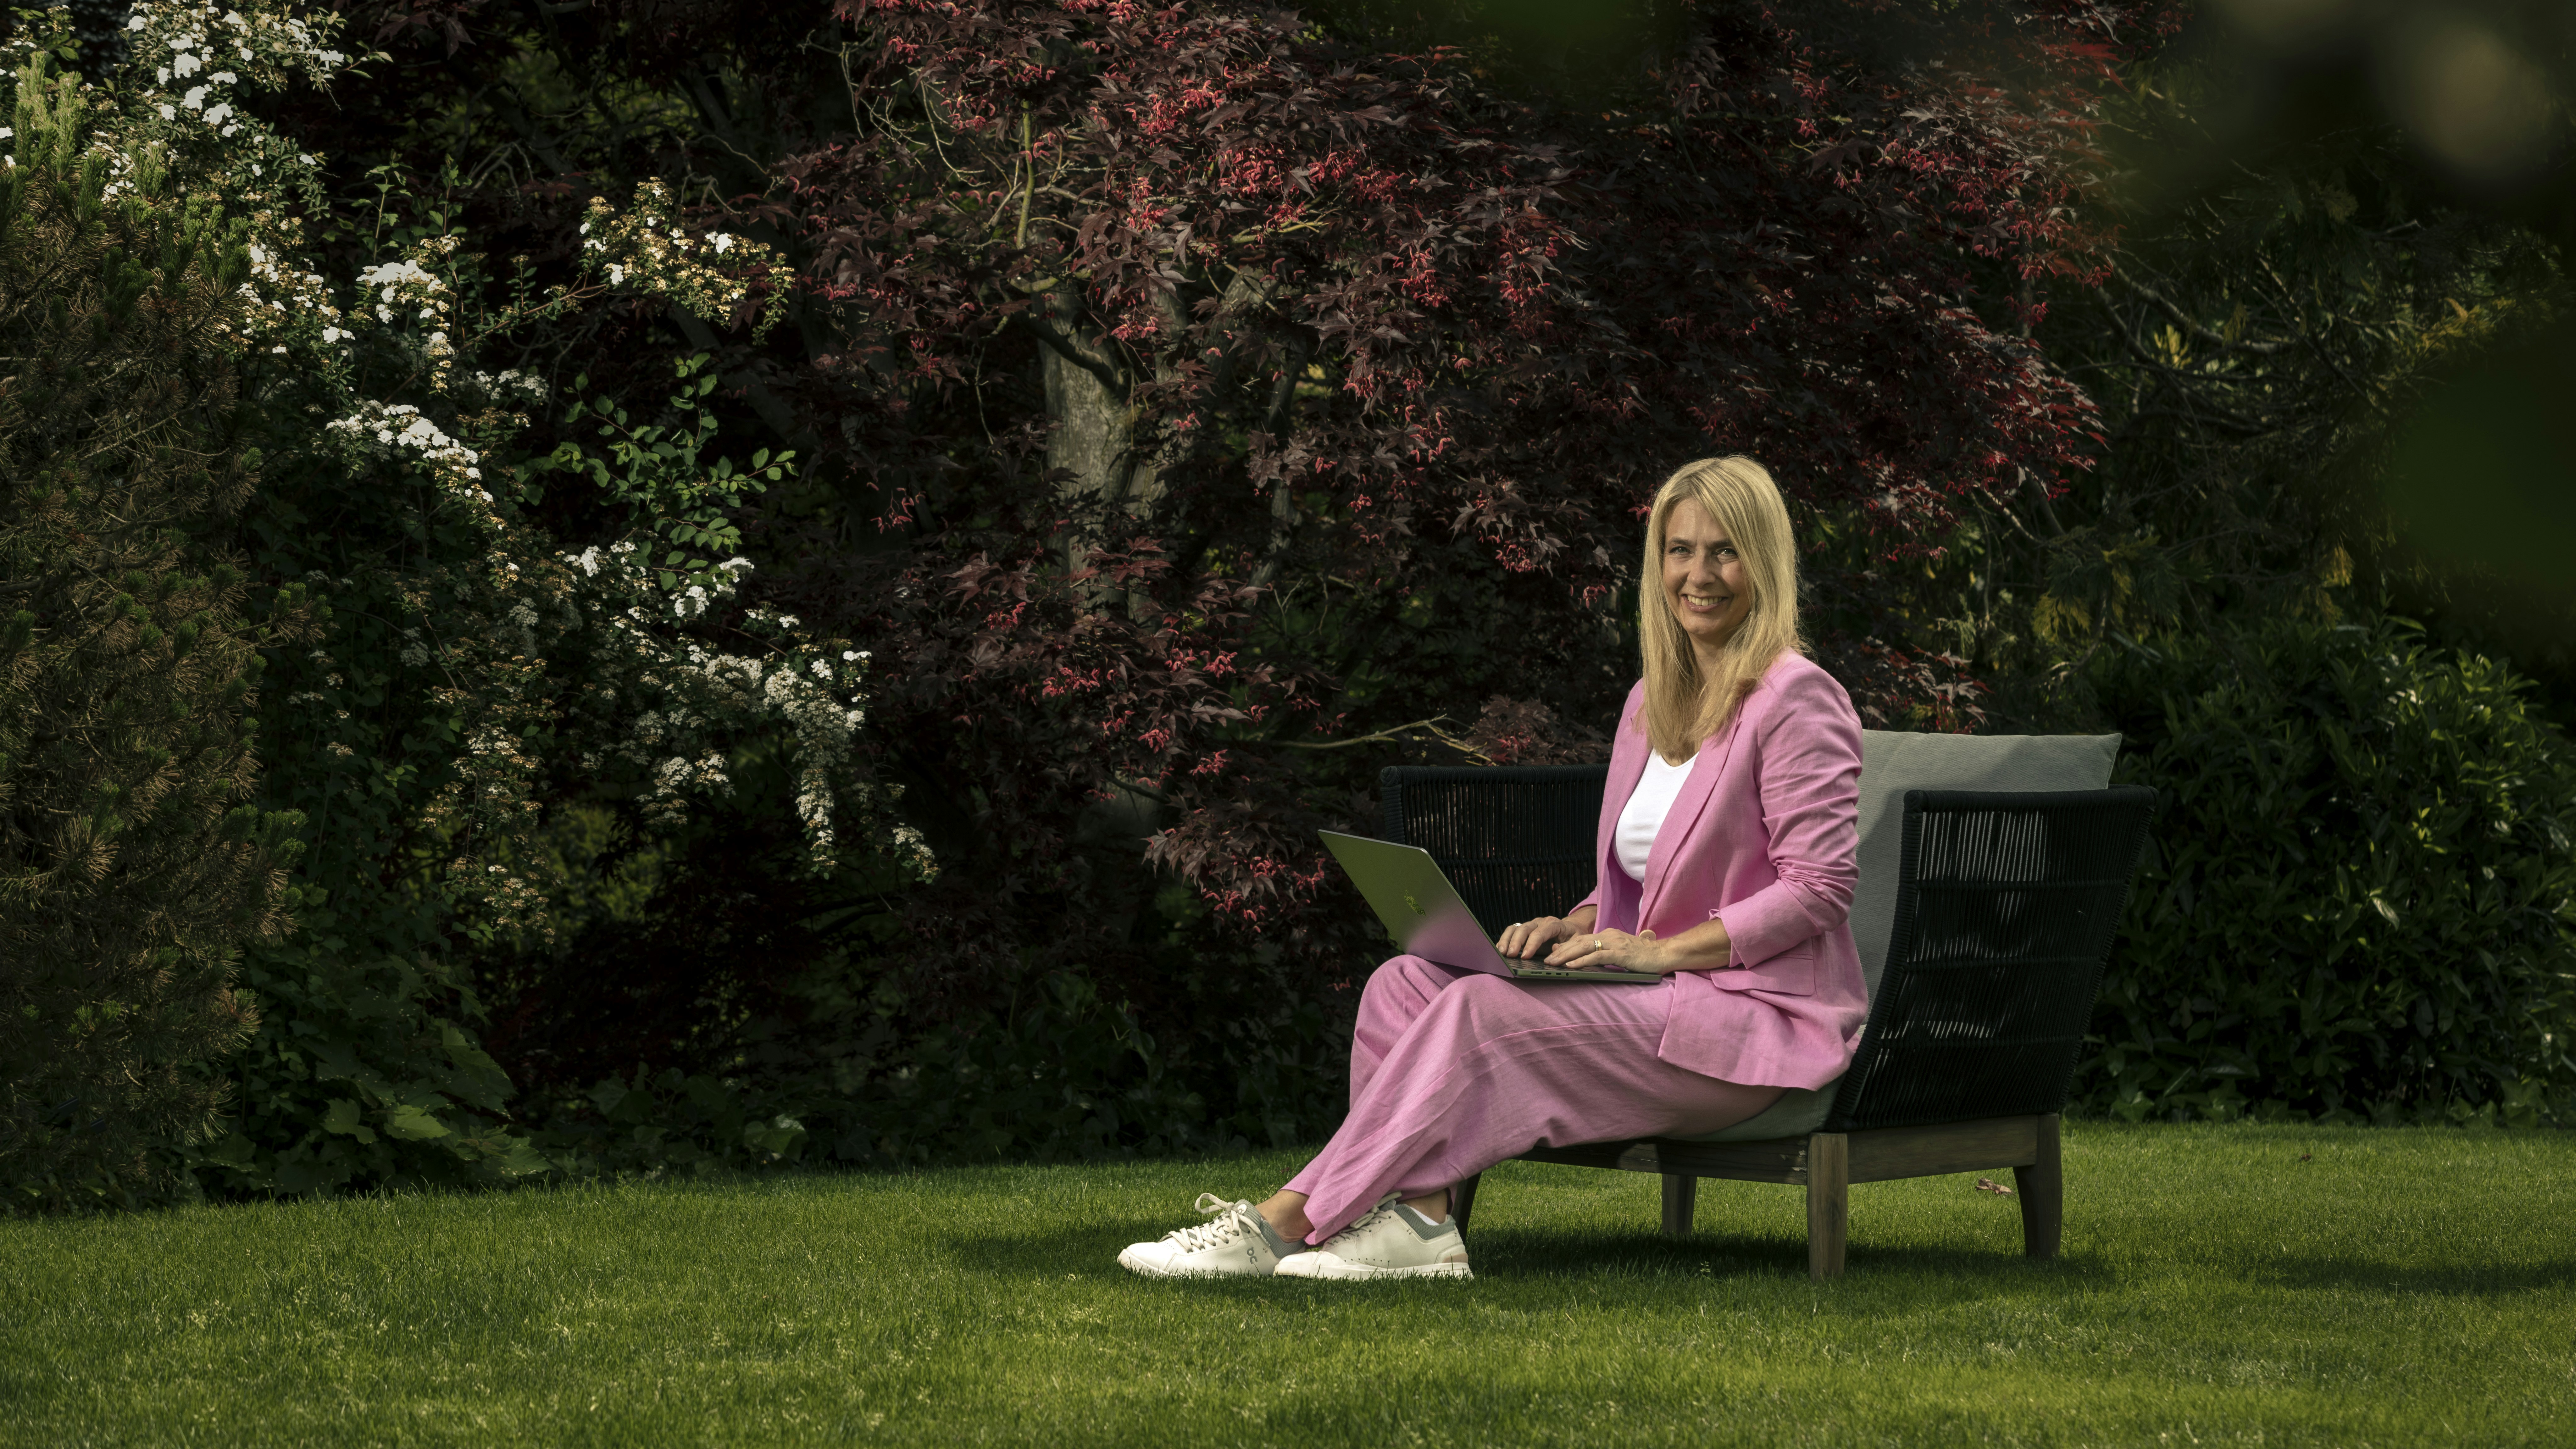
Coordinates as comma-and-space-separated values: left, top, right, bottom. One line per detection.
2014, 1112, 2062, 1259
1806, 1132, 1849, 1281
1451, 1172, 1482, 1234
1660, 1173, 1696, 1236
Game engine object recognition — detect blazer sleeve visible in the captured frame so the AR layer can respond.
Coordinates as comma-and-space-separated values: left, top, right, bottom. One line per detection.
1722, 664, 1863, 967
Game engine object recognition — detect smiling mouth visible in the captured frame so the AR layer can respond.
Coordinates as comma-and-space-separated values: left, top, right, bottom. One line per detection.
1680, 592, 1730, 612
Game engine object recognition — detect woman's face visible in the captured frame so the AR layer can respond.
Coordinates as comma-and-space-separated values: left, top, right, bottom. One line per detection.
1660, 497, 1753, 655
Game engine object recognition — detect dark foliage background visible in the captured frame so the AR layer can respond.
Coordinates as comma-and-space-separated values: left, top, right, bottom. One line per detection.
205, 0, 2181, 1183
7, 0, 2574, 1212
2085, 616, 2576, 1126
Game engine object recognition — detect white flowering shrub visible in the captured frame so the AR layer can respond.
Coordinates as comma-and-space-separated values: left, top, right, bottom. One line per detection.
25, 3, 349, 214
518, 352, 929, 875
1, 0, 931, 1196
67, 2, 924, 900
123, 3, 344, 139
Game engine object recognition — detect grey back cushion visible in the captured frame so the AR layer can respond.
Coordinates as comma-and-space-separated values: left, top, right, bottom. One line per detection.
1849, 730, 2123, 997
1676, 730, 2121, 1144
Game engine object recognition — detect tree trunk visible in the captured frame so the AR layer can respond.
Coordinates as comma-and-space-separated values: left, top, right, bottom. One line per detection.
1040, 328, 1161, 615
1042, 340, 1143, 532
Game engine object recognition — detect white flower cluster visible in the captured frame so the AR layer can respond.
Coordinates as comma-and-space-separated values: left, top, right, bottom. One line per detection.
326, 401, 488, 502
670, 557, 755, 621
89, 2, 357, 215
355, 245, 456, 340
544, 537, 925, 875
470, 369, 548, 404
358, 258, 442, 307
36, 5, 370, 344
124, 2, 347, 141
651, 749, 730, 802
233, 235, 337, 347
659, 643, 874, 869
568, 541, 635, 578
580, 181, 787, 337
570, 537, 759, 623
341, 246, 463, 386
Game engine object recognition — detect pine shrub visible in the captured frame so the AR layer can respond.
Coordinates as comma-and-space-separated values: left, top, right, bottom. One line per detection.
0, 55, 306, 1209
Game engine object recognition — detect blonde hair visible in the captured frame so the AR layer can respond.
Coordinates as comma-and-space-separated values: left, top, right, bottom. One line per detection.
1637, 456, 1803, 761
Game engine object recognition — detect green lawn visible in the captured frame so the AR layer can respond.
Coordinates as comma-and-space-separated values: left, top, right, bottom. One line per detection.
3, 1123, 2570, 1447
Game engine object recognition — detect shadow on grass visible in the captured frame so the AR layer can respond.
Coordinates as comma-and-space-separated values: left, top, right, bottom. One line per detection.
952, 1217, 2117, 1293
1475, 1228, 2116, 1286
2259, 1254, 2576, 1296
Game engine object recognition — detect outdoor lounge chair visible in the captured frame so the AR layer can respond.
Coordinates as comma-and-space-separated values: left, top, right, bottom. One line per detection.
1377, 733, 2157, 1280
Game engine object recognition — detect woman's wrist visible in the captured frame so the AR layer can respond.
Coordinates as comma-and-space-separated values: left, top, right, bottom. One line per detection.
1652, 937, 1703, 974
1642, 919, 1730, 974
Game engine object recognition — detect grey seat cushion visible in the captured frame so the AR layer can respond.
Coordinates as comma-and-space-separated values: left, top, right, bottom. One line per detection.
1671, 729, 2120, 1144
1681, 1058, 1846, 1142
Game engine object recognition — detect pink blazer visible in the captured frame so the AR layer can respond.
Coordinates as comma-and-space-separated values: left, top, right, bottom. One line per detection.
1574, 651, 1868, 1088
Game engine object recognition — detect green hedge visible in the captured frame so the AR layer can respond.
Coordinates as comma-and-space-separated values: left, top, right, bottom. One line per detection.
2080, 614, 2576, 1125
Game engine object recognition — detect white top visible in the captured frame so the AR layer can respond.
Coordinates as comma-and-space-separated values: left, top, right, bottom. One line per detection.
1615, 747, 1699, 882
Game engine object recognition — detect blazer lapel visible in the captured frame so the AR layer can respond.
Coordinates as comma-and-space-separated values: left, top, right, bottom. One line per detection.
1637, 688, 1759, 924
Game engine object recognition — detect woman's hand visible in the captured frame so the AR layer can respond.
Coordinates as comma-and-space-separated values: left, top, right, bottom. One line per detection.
1495, 914, 1585, 961
1545, 927, 1675, 974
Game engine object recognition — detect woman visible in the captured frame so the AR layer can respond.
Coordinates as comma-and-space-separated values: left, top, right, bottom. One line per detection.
1119, 456, 1867, 1280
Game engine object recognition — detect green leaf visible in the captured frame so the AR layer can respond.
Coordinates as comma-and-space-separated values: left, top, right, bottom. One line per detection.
486, 1135, 552, 1178
438, 1024, 516, 1112
381, 1104, 453, 1141
320, 1099, 378, 1144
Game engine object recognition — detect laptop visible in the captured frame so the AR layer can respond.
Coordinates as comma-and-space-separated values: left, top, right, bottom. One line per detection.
1319, 830, 1661, 983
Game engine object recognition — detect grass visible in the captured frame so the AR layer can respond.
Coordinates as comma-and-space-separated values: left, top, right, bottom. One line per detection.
2, 1122, 2572, 1448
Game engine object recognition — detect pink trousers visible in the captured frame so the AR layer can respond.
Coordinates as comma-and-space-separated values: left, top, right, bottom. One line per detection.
1281, 955, 1786, 1243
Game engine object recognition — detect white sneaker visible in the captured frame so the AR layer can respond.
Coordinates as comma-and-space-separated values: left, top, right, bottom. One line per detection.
1117, 1193, 1304, 1279
1274, 1196, 1473, 1280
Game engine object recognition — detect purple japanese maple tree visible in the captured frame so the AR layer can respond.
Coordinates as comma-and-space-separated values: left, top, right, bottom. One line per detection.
757, 0, 2171, 942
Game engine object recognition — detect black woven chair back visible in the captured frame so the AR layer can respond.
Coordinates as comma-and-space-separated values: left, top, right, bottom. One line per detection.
1379, 765, 1607, 933
1826, 786, 2157, 1132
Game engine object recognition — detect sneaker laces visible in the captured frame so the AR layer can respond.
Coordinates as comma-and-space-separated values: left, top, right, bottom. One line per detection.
1318, 1198, 1398, 1250
1160, 1193, 1259, 1254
